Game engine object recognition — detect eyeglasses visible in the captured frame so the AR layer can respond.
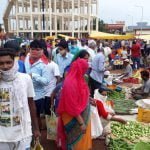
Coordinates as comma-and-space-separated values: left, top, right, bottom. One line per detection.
30, 48, 42, 51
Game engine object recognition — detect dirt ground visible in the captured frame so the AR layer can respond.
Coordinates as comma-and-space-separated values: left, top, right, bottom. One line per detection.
40, 130, 107, 150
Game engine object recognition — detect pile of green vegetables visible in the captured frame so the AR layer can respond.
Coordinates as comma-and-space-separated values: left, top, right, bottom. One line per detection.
108, 121, 150, 150
108, 91, 137, 114
109, 138, 134, 150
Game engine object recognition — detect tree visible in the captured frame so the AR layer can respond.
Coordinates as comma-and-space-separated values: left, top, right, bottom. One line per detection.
85, 19, 108, 32
98, 19, 107, 32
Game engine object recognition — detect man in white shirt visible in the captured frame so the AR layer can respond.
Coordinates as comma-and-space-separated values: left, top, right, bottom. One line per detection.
86, 40, 97, 67
103, 42, 112, 62
45, 54, 60, 114
0, 48, 40, 150
121, 59, 133, 78
87, 40, 97, 59
132, 70, 150, 100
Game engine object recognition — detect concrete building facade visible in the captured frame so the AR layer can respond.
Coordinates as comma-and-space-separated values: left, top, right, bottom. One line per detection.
3, 0, 99, 38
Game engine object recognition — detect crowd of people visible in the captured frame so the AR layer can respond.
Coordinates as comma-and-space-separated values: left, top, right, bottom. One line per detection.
0, 37, 150, 150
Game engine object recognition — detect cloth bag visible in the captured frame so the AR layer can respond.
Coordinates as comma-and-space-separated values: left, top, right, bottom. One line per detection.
91, 105, 103, 139
45, 109, 57, 140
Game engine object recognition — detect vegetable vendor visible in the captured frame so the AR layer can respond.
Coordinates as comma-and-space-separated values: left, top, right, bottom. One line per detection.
120, 59, 133, 78
131, 70, 150, 100
94, 87, 127, 134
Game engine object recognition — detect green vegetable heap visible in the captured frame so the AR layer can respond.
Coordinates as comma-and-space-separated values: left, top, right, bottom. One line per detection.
108, 91, 137, 114
109, 121, 150, 150
109, 138, 134, 150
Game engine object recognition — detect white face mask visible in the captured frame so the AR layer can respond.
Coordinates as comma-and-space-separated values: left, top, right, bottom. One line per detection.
0, 61, 18, 81
98, 94, 108, 102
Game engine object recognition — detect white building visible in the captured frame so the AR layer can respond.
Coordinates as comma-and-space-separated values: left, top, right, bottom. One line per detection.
3, 0, 99, 38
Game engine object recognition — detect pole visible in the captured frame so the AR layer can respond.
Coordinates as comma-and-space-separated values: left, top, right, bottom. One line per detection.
135, 5, 143, 35
127, 15, 133, 31
141, 6, 143, 35
42, 0, 45, 37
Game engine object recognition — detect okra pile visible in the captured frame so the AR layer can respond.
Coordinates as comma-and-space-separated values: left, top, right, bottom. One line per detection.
108, 91, 137, 114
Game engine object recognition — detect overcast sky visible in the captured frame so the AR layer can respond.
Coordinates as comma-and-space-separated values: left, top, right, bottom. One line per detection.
0, 0, 150, 26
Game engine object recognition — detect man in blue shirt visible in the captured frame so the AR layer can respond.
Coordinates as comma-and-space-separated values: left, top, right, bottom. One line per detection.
69, 40, 80, 55
25, 40, 50, 129
89, 48, 106, 97
54, 40, 73, 77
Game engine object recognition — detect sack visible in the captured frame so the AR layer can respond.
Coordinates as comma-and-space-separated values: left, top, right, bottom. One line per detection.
91, 105, 103, 139
45, 109, 57, 140
30, 139, 44, 150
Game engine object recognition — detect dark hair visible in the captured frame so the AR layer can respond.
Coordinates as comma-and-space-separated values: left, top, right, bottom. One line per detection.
30, 39, 43, 49
39, 39, 49, 58
72, 50, 89, 62
132, 41, 136, 45
0, 48, 16, 60
98, 88, 107, 94
78, 50, 89, 58
39, 39, 47, 49
4, 40, 20, 52
57, 39, 68, 49
141, 70, 149, 78
19, 50, 26, 57
98, 85, 110, 93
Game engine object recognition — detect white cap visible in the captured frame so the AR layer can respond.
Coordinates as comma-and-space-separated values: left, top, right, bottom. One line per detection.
124, 59, 130, 63
88, 40, 96, 47
104, 71, 110, 75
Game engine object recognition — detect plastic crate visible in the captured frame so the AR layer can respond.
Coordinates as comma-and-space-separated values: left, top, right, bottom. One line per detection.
137, 107, 150, 123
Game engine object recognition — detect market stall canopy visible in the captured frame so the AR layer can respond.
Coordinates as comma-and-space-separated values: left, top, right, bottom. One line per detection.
45, 36, 56, 41
136, 35, 150, 42
58, 34, 76, 40
89, 31, 135, 40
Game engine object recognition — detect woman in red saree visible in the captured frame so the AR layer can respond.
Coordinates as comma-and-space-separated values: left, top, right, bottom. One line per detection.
57, 58, 92, 150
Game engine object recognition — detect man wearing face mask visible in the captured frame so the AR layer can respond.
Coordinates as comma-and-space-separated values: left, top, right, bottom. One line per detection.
69, 40, 80, 55
132, 70, 150, 100
4, 39, 26, 73
0, 48, 40, 149
24, 40, 50, 129
54, 40, 73, 78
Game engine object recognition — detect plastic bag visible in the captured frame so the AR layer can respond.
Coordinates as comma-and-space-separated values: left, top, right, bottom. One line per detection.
45, 109, 57, 140
30, 139, 44, 150
91, 105, 103, 139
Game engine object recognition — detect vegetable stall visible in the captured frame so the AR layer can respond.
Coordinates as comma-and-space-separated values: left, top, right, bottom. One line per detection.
108, 121, 150, 150
105, 69, 150, 150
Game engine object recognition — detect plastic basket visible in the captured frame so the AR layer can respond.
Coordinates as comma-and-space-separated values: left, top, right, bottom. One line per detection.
137, 107, 150, 123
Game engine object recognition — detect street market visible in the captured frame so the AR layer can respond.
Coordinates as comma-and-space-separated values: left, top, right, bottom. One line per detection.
0, 0, 150, 150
